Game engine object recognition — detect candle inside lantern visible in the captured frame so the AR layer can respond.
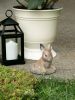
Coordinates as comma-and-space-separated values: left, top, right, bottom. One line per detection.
6, 40, 18, 60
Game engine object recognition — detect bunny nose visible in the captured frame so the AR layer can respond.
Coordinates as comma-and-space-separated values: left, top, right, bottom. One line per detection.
48, 56, 52, 61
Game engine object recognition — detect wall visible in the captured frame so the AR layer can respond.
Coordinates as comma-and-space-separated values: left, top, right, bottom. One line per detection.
0, 0, 17, 20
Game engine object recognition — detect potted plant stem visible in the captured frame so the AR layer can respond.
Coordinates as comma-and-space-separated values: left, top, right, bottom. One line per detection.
13, 0, 62, 60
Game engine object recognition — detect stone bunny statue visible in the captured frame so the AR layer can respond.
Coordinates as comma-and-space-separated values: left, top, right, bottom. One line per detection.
30, 44, 56, 75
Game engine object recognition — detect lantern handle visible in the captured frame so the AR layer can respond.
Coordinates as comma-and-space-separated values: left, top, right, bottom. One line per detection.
5, 10, 13, 18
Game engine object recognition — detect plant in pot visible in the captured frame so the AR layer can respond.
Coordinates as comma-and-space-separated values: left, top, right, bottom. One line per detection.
13, 0, 62, 60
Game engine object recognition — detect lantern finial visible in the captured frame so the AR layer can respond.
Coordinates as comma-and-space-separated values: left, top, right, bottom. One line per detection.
5, 10, 13, 18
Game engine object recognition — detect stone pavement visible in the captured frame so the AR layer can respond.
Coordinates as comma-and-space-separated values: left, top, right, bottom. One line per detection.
0, 0, 75, 79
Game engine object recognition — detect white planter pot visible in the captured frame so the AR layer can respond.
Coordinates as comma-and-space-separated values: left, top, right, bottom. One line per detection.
13, 8, 62, 60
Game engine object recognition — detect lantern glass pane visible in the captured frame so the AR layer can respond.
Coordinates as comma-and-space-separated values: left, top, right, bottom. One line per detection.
17, 38, 21, 56
5, 26, 14, 30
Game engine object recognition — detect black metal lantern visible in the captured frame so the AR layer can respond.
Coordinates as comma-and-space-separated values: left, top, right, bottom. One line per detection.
0, 10, 25, 66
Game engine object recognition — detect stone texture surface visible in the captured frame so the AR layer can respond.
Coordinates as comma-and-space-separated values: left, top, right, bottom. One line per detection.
0, 0, 75, 79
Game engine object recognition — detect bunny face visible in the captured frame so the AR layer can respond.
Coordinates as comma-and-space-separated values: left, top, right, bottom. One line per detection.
42, 49, 53, 62
40, 44, 53, 62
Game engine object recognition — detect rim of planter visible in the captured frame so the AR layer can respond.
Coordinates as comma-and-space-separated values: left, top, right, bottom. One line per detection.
13, 6, 63, 12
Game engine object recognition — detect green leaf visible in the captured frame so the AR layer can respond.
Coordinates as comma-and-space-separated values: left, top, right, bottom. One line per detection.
0, 91, 5, 100
28, 0, 44, 10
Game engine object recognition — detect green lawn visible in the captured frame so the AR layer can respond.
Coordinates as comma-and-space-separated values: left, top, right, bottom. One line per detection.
34, 78, 75, 100
0, 66, 75, 100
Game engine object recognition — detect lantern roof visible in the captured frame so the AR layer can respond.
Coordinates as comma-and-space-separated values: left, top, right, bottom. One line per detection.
0, 17, 18, 26
0, 10, 18, 26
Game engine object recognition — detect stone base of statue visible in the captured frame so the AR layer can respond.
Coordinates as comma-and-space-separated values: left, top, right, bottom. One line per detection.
30, 66, 56, 75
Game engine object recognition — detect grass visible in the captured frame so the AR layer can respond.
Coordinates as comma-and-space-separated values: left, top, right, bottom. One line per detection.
0, 65, 75, 100
34, 78, 75, 100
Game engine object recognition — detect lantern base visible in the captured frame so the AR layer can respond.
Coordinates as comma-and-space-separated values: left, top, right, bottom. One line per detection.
1, 55, 25, 66
2, 60, 25, 66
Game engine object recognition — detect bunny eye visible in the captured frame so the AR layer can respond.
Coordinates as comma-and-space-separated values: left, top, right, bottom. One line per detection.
45, 54, 47, 57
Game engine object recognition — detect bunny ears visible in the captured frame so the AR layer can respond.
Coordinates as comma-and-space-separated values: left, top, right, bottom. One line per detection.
40, 44, 51, 51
